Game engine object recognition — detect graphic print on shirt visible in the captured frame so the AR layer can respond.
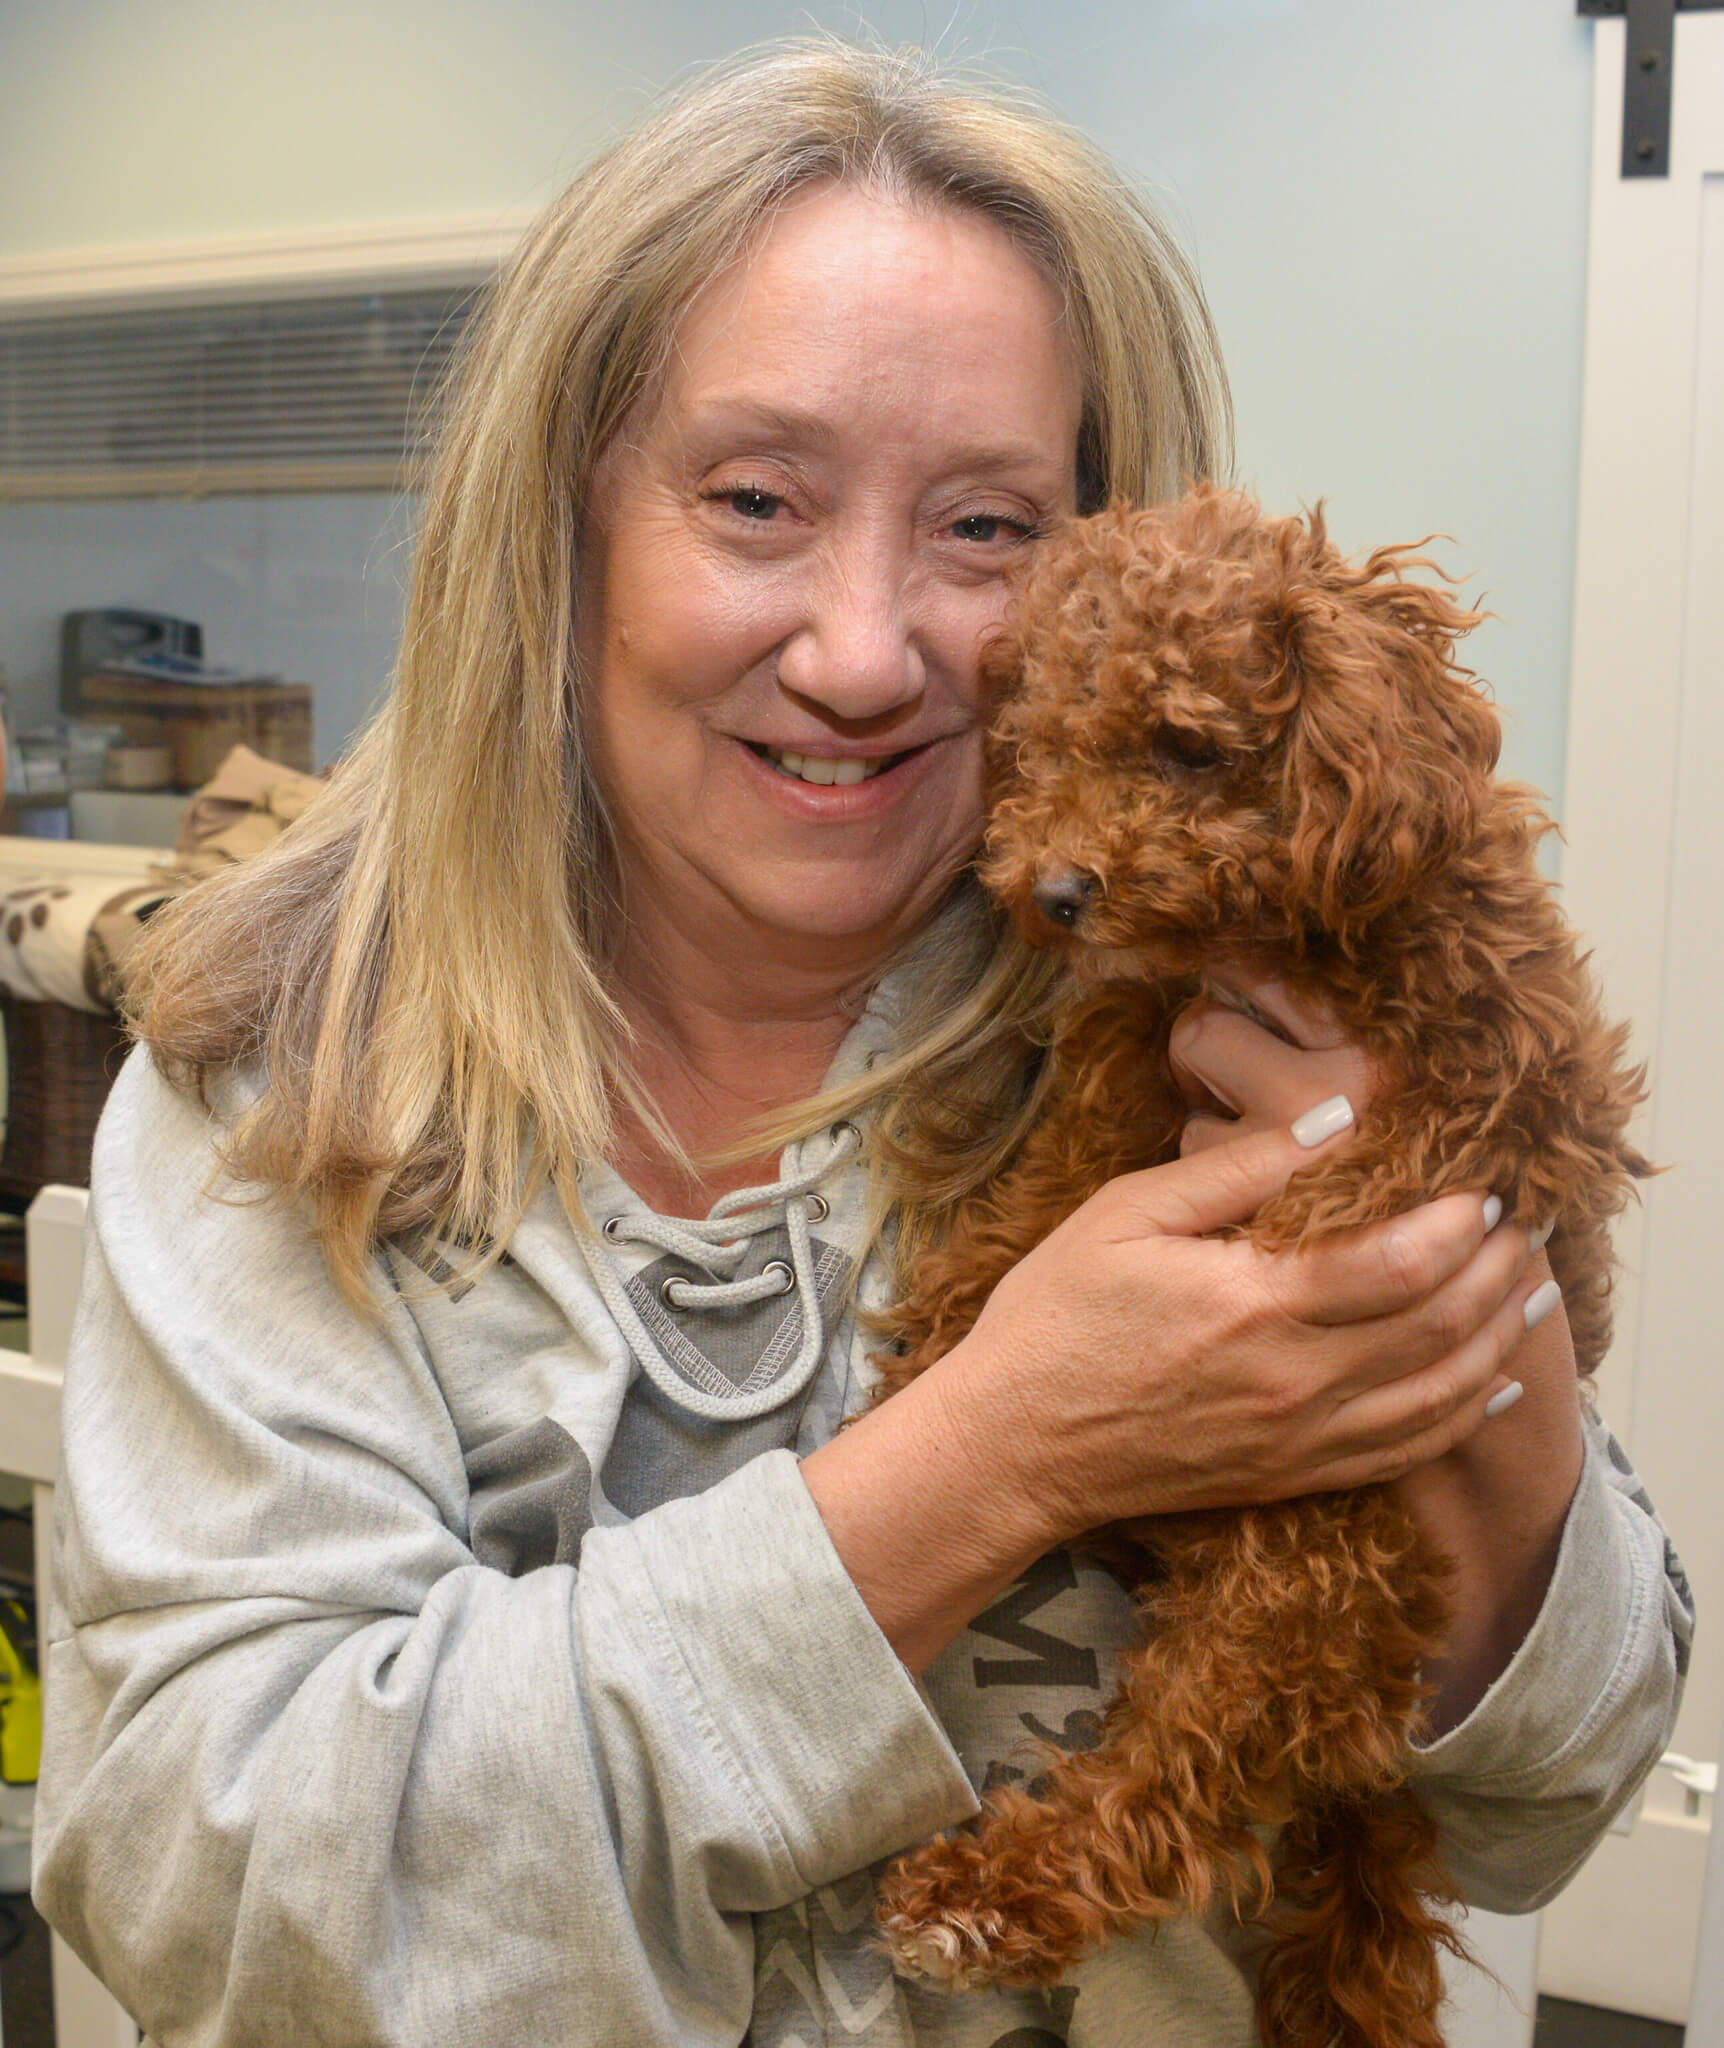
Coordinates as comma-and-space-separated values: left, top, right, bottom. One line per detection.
391, 1227, 516, 1304
750, 1870, 1083, 2048
749, 1548, 1145, 2048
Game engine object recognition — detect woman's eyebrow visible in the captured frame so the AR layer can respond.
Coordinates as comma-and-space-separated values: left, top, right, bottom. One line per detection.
681, 398, 841, 451
679, 399, 1065, 481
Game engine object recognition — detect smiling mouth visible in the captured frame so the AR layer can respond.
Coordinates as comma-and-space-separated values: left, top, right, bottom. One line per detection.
746, 742, 919, 787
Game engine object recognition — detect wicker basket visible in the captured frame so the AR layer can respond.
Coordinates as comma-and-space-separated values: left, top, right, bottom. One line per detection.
0, 991, 130, 1209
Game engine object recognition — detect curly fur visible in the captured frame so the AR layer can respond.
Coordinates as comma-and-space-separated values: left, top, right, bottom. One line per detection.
870, 486, 1651, 2046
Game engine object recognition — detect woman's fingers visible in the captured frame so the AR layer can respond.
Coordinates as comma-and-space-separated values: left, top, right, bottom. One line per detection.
1299, 1267, 1561, 1490
966, 1084, 1556, 1531
1268, 1190, 1517, 1331
1169, 996, 1376, 1156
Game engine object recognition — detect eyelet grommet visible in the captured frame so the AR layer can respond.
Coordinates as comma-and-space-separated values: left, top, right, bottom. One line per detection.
762, 1259, 794, 1296
659, 1275, 687, 1309
829, 1120, 861, 1147
804, 1193, 830, 1223
602, 1215, 627, 1240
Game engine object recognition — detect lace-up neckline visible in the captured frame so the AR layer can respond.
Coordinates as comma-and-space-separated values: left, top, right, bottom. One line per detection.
580, 1122, 863, 1422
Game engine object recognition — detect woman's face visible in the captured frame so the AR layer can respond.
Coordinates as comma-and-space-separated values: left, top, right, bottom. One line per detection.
577, 182, 1083, 981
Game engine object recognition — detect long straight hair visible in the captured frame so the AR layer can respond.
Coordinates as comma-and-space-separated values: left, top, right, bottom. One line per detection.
130, 37, 1232, 1304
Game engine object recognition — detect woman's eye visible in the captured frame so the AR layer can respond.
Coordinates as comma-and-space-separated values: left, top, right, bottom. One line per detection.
729, 489, 782, 520
951, 514, 1032, 544
705, 487, 783, 521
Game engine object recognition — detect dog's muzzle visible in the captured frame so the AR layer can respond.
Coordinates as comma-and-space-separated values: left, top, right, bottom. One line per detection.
1031, 863, 1100, 929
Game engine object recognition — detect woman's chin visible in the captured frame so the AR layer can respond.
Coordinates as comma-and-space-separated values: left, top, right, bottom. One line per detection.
738, 887, 939, 955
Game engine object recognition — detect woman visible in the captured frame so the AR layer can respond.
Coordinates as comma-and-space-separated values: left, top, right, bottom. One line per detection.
34, 40, 1689, 2048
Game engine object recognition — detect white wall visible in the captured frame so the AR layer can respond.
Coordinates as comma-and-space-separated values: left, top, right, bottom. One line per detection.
0, 0, 1596, 794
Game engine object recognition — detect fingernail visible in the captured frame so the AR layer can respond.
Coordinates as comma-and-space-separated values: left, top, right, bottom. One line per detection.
1530, 1217, 1556, 1251
1485, 1379, 1525, 1418
1523, 1278, 1562, 1332
1481, 1195, 1503, 1232
1291, 1094, 1354, 1149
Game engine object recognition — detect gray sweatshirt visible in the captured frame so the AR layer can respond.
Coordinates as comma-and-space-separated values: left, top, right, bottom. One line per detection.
34, 1023, 1693, 2047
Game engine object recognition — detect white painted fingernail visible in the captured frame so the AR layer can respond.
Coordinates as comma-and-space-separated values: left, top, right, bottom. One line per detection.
1530, 1217, 1556, 1251
1481, 1195, 1503, 1232
1291, 1094, 1354, 1149
1523, 1278, 1562, 1333
1485, 1379, 1525, 1418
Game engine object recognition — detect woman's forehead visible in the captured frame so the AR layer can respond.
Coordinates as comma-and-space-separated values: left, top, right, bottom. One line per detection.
642, 184, 1082, 469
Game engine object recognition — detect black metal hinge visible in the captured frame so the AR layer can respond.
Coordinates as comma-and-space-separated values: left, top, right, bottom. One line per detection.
1579, 0, 1724, 176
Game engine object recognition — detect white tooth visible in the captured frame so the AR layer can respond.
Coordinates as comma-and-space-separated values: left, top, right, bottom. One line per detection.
801, 757, 840, 785
831, 759, 867, 786
777, 751, 804, 777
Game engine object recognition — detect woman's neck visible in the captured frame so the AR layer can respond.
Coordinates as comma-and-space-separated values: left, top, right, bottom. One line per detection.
607, 919, 884, 1217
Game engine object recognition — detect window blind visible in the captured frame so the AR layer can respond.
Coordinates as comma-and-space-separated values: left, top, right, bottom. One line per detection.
0, 286, 481, 500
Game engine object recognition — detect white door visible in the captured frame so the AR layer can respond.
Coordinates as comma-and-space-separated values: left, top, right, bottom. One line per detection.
1536, 11, 1724, 2025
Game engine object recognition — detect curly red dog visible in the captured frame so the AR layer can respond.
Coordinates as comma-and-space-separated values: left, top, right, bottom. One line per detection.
871, 485, 1650, 2048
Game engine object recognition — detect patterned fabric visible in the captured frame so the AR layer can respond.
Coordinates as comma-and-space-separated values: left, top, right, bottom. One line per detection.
0, 869, 160, 1014
747, 1548, 1259, 2046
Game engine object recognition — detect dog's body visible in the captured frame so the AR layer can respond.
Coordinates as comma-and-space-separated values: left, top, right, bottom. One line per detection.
870, 489, 1650, 2048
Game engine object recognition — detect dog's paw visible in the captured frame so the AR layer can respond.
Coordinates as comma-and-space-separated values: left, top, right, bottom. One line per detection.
877, 1908, 1001, 1991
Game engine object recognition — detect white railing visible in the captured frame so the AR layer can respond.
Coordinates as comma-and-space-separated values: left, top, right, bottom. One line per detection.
2, 1184, 140, 2047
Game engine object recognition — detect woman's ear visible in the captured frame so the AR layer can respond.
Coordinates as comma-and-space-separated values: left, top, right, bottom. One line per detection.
1278, 570, 1500, 935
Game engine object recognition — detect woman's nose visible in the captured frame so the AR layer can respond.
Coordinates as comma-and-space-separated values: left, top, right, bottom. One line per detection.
772, 556, 926, 719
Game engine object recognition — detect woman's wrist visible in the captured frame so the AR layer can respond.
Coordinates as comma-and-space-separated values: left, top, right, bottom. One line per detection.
800, 1346, 1061, 1674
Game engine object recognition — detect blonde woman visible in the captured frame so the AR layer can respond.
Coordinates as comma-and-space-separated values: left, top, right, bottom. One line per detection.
35, 42, 1688, 2048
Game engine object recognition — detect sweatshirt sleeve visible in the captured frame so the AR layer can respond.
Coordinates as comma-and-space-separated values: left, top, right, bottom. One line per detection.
32, 1050, 976, 2047
1408, 1407, 1695, 1913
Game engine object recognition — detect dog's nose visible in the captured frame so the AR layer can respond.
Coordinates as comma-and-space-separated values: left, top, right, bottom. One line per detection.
1031, 864, 1099, 929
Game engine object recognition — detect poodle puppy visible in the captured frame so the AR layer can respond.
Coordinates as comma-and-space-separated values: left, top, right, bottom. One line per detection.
870, 486, 1650, 2048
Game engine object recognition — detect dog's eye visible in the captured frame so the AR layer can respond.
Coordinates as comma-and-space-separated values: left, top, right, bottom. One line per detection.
1153, 726, 1227, 773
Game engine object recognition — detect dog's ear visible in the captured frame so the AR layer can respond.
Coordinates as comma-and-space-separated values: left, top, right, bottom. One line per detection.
1277, 562, 1499, 934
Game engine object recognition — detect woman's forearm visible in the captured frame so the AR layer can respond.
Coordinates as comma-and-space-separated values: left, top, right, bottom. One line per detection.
800, 1351, 1059, 1674
1398, 1291, 1585, 1736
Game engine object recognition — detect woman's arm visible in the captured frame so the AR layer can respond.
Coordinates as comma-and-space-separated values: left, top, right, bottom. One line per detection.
34, 1052, 977, 2048
803, 1112, 1542, 1673
1408, 1402, 1693, 1911
1394, 1293, 1581, 1733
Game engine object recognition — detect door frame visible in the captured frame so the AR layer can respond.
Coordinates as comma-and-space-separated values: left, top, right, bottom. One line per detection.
1538, 9, 1724, 2022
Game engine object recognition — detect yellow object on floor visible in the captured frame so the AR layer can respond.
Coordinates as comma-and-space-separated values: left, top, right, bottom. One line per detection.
0, 1594, 41, 1783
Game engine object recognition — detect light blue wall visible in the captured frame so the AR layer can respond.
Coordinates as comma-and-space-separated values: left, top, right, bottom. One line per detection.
0, 1, 1597, 796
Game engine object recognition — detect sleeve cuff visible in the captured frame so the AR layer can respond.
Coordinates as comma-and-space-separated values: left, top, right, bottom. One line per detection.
1407, 1414, 1685, 1910
584, 1449, 977, 1894
1410, 1417, 1663, 1781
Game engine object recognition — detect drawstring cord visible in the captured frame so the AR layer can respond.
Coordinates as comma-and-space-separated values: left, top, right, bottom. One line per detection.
580, 1123, 862, 1423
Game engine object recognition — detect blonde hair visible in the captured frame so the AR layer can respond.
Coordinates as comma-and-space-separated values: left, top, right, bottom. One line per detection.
131, 36, 1232, 1303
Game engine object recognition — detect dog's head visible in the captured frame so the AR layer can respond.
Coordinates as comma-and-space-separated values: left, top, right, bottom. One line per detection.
980, 485, 1502, 976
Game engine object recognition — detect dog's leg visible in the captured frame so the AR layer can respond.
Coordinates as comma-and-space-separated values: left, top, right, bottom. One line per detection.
1255, 1792, 1467, 2048
877, 1490, 1454, 1994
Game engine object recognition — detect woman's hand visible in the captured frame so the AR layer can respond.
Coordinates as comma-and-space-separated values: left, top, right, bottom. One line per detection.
802, 984, 1552, 1672
938, 1109, 1541, 1550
